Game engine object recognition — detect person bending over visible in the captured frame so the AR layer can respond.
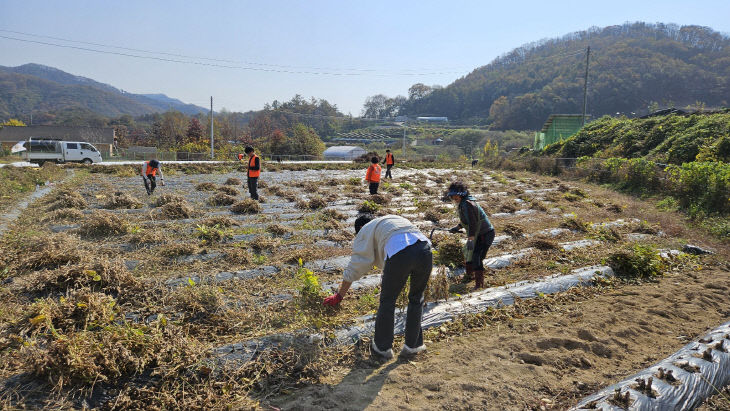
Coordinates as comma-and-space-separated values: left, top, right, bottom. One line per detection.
323, 214, 433, 359
141, 156, 164, 195
447, 181, 495, 289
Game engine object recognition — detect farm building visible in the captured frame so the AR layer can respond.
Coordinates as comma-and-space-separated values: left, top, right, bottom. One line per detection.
0, 125, 115, 156
533, 114, 589, 150
323, 145, 367, 160
416, 116, 448, 123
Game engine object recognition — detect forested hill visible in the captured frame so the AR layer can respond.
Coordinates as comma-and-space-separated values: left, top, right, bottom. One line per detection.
398, 23, 730, 130
0, 64, 207, 118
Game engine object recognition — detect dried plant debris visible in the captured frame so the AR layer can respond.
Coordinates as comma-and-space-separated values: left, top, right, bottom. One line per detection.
77, 211, 128, 237
527, 237, 559, 251
152, 194, 185, 207
27, 257, 140, 296
158, 200, 194, 219
268, 223, 293, 236
11, 233, 83, 272
503, 223, 524, 238
196, 182, 218, 191
217, 186, 240, 196
200, 216, 238, 227
43, 208, 84, 222
208, 192, 237, 206
104, 192, 143, 209
46, 190, 87, 211
224, 177, 242, 185
434, 234, 464, 268
231, 199, 261, 214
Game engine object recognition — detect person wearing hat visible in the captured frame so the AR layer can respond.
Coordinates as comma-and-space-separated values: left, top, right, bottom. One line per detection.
141, 156, 164, 195
446, 181, 495, 289
323, 214, 432, 359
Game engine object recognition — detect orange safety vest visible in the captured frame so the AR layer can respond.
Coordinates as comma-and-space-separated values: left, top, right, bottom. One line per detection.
366, 164, 381, 183
144, 161, 158, 176
237, 153, 244, 161
248, 154, 260, 178
385, 153, 394, 165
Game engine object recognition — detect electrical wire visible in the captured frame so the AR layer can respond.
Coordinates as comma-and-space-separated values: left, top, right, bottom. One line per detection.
0, 31, 466, 76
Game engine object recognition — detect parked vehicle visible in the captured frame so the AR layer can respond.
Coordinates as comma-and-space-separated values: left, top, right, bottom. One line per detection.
21, 140, 103, 165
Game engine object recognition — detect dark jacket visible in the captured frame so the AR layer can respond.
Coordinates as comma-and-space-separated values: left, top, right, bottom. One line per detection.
457, 196, 493, 237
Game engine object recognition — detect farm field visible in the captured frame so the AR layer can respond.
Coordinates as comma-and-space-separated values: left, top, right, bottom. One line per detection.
0, 162, 728, 409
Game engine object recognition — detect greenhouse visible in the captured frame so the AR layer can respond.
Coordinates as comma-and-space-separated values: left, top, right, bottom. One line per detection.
323, 145, 367, 160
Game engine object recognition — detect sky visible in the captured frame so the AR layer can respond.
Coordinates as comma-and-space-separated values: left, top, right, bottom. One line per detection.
1, 0, 730, 115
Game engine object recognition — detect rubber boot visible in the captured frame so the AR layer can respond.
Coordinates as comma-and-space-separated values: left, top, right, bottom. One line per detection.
473, 270, 485, 290
462, 264, 474, 283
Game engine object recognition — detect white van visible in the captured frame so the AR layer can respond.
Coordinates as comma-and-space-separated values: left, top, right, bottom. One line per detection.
22, 140, 104, 165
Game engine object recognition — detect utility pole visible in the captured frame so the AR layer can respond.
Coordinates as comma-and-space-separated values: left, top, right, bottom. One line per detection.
210, 96, 214, 159
582, 46, 591, 126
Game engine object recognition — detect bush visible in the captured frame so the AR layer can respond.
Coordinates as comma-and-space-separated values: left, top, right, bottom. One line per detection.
231, 199, 261, 214
607, 245, 665, 279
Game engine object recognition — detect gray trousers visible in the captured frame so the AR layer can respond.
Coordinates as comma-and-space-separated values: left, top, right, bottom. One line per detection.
374, 240, 433, 351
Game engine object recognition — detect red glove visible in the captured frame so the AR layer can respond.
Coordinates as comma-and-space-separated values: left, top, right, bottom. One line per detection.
323, 293, 343, 306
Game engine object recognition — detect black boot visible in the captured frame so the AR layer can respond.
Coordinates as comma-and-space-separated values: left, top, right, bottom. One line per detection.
474, 270, 485, 290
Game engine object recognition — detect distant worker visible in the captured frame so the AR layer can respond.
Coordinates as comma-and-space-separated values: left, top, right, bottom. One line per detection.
446, 181, 495, 289
382, 149, 395, 179
237, 153, 244, 161
471, 159, 479, 168
323, 214, 432, 359
365, 156, 382, 194
245, 146, 260, 200
141, 156, 164, 195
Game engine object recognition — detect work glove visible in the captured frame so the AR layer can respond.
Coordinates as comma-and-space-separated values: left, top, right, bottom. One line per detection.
449, 226, 462, 234
323, 293, 343, 306
466, 239, 475, 251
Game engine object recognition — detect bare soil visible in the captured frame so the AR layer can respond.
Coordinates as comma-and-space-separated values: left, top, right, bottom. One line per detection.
271, 265, 730, 410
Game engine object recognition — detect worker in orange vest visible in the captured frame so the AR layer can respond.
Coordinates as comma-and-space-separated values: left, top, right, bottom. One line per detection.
244, 146, 260, 200
237, 153, 244, 161
141, 156, 164, 195
364, 156, 382, 195
382, 149, 395, 179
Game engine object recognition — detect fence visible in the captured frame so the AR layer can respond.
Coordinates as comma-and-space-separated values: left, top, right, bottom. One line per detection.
110, 148, 443, 163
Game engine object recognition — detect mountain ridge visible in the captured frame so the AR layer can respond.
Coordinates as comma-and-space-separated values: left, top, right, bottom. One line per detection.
0, 63, 207, 118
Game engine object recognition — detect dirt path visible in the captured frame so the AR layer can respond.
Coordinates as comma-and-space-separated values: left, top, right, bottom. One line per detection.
270, 265, 730, 410
0, 170, 73, 236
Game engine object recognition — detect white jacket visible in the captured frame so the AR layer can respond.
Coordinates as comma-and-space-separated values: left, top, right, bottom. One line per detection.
343, 215, 424, 283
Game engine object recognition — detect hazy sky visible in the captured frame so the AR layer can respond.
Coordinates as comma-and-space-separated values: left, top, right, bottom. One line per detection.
2, 0, 729, 115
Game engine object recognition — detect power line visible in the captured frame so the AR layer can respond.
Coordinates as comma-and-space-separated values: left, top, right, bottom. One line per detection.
0, 32, 466, 77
